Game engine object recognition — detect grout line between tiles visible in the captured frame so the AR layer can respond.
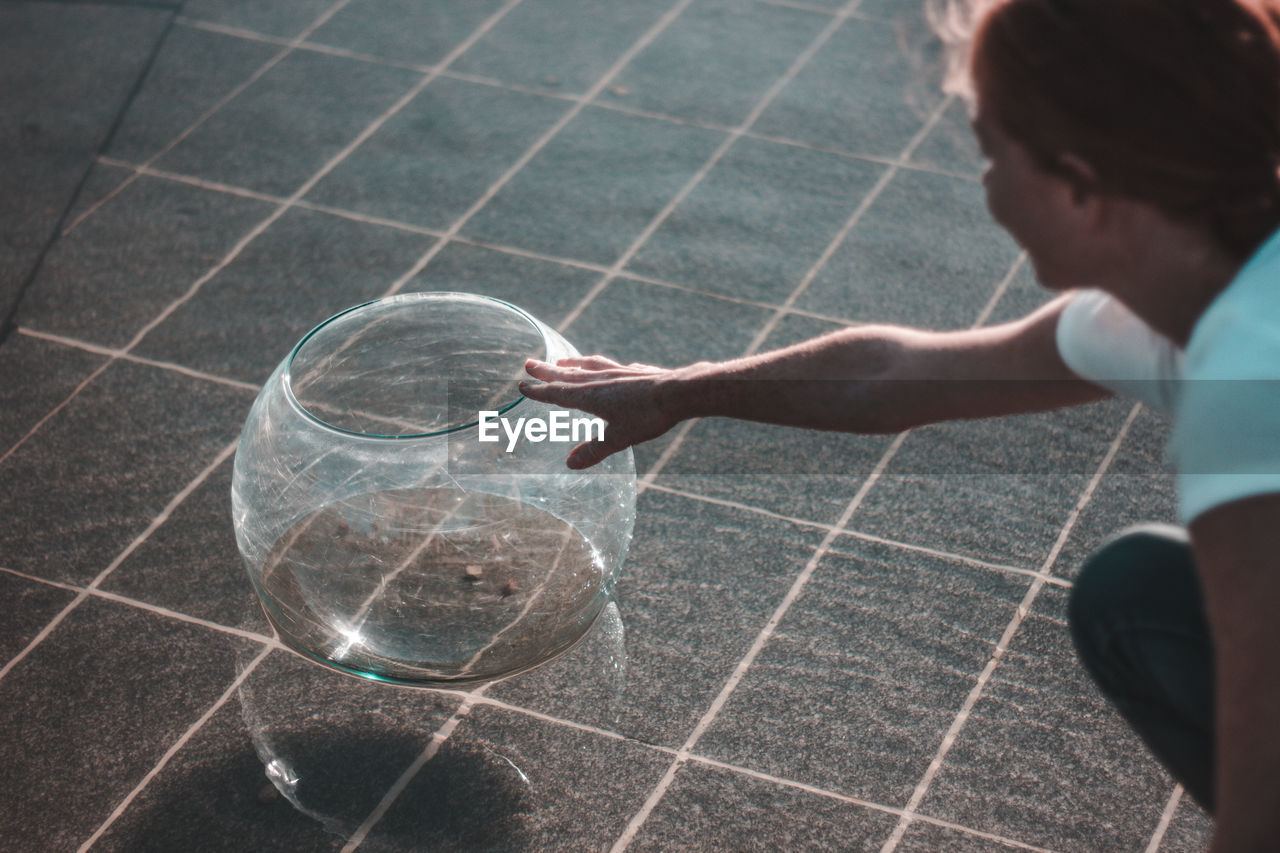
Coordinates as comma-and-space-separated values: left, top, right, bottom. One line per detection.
340, 685, 490, 852
12, 9, 1088, 850
971, 252, 1027, 328
0, 538, 1055, 853
877, 400, 1145, 852
554, 11, 927, 340
470, 695, 680, 755
17, 326, 1060, 610
61, 0, 356, 237
178, 3, 976, 175
757, 0, 886, 20
1144, 785, 1184, 853
0, 358, 113, 467
610, 425, 908, 852
16, 326, 261, 393
0, 439, 238, 684
0, 566, 261, 644
688, 753, 1057, 851
629, 92, 954, 498
171, 9, 986, 189
320, 1, 705, 843
688, 752, 908, 817
372, 0, 702, 306
78, 643, 276, 851
743, 93, 953, 359
610, 93, 1044, 845
86, 588, 278, 647
3, 0, 523, 467
95, 156, 285, 205
642, 481, 1071, 588
94, 150, 888, 332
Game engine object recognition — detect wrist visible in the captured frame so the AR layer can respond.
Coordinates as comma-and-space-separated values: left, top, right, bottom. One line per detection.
657, 361, 716, 423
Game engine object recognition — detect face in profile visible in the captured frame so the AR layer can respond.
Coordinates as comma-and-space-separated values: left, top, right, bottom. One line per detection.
971, 107, 1101, 293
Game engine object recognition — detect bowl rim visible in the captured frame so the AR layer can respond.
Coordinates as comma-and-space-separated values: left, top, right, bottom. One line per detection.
283, 291, 546, 440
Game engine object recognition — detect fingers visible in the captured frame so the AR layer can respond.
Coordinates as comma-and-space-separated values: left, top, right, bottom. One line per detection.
554, 355, 623, 370
517, 378, 577, 406
524, 354, 635, 381
522, 358, 597, 384
566, 437, 624, 469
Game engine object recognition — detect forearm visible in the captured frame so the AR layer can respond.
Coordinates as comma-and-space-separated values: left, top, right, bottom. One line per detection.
660, 304, 1105, 434
661, 325, 927, 433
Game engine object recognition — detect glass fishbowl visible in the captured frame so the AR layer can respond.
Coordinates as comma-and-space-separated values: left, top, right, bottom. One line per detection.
231, 292, 636, 686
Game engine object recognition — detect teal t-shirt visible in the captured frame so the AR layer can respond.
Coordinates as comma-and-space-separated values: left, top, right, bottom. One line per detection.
1056, 227, 1280, 524
1171, 228, 1280, 523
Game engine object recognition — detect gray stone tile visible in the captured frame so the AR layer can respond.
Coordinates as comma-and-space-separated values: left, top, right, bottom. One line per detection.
0, 361, 255, 586
796, 167, 1021, 326
896, 820, 1036, 851
407, 241, 601, 329
95, 647, 462, 851
754, 15, 942, 160
132, 206, 434, 383
1053, 406, 1177, 580
918, 587, 1176, 851
372, 702, 671, 851
100, 459, 268, 635
91, 700, 345, 853
15, 174, 274, 349
978, 255, 1049, 327
0, 572, 77, 667
849, 398, 1132, 569
154, 49, 421, 197
785, 0, 843, 11
462, 106, 726, 266
0, 1, 171, 331
631, 761, 900, 851
62, 160, 137, 226
489, 489, 827, 747
308, 0, 509, 67
626, 136, 884, 304
908, 96, 985, 180
1157, 796, 1214, 852
106, 23, 282, 166
0, 596, 258, 852
180, 0, 339, 39
695, 537, 1029, 806
0, 335, 106, 454
858, 0, 934, 27
558, 278, 773, 473
306, 76, 567, 231
652, 312, 896, 526
563, 277, 770, 366
596, 0, 830, 128
450, 0, 672, 95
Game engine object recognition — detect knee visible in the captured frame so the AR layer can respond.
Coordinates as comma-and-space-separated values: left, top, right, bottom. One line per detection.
1068, 523, 1191, 651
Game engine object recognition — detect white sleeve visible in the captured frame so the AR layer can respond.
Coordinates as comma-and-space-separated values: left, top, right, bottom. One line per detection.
1055, 288, 1183, 414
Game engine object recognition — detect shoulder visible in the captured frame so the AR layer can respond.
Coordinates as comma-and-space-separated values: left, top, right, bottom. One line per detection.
1055, 288, 1183, 411
1174, 236, 1280, 524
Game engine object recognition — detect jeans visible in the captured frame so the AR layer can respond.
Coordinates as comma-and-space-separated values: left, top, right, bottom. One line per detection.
1068, 523, 1216, 812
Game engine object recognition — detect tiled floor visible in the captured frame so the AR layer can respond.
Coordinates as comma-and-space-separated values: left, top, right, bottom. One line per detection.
1, 0, 1215, 850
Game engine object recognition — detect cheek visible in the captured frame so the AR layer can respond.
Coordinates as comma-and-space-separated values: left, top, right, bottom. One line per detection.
981, 168, 1014, 230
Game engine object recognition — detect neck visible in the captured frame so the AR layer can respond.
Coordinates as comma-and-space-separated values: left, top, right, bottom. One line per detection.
1101, 216, 1243, 348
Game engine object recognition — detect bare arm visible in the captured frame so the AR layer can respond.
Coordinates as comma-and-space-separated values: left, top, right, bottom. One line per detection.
521, 292, 1111, 467
1191, 493, 1280, 852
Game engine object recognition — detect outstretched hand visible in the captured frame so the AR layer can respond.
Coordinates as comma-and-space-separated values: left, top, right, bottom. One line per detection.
519, 355, 682, 469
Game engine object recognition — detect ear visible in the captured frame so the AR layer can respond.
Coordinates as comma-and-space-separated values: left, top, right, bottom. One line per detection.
1055, 152, 1109, 231
1055, 153, 1100, 207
